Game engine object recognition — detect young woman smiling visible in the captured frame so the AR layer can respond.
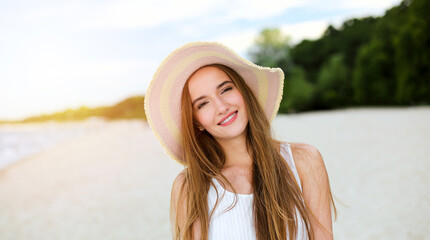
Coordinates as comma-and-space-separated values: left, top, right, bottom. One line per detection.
145, 42, 336, 240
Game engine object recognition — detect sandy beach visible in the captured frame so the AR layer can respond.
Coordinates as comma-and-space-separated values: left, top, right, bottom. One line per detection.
0, 107, 429, 240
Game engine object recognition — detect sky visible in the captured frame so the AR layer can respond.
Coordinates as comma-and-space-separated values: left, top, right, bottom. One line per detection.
0, 0, 402, 120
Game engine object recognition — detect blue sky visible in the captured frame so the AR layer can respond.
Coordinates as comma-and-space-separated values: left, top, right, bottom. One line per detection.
0, 0, 401, 120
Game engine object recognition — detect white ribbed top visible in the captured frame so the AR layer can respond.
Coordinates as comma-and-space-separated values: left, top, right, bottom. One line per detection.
207, 143, 307, 240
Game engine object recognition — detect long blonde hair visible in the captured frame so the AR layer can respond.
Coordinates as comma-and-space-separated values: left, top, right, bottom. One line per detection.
172, 64, 329, 239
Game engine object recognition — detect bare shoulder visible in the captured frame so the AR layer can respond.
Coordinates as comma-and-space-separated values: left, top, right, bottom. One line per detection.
172, 170, 187, 200
289, 143, 325, 173
173, 170, 186, 187
283, 142, 334, 239
171, 170, 188, 236
288, 142, 322, 160
286, 142, 327, 183
171, 169, 202, 239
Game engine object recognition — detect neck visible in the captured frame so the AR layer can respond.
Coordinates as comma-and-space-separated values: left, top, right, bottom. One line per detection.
215, 133, 252, 169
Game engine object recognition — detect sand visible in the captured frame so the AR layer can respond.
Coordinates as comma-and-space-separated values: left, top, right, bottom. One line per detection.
272, 107, 430, 240
0, 107, 429, 240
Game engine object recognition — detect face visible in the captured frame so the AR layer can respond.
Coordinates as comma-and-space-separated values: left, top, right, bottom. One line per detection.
187, 66, 248, 141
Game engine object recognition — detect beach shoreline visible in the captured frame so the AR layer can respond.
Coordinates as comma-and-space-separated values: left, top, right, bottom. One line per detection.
0, 107, 429, 239
0, 118, 109, 170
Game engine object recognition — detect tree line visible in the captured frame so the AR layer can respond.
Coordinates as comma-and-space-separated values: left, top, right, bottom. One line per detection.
248, 0, 429, 113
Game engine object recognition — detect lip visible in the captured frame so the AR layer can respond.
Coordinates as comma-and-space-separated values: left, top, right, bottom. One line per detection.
218, 111, 238, 126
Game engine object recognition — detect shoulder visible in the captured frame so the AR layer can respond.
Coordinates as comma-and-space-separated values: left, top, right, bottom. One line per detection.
171, 169, 202, 239
288, 142, 322, 162
172, 170, 187, 200
285, 142, 335, 239
173, 170, 187, 186
171, 170, 188, 235
288, 142, 325, 176
281, 142, 327, 187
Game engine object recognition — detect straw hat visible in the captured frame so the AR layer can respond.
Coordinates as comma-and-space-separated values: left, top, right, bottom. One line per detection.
144, 41, 284, 165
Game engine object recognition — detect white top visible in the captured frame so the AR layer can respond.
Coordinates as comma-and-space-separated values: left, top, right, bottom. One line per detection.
207, 142, 307, 240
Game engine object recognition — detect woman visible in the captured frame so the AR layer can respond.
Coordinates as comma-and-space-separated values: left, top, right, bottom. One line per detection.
144, 42, 336, 240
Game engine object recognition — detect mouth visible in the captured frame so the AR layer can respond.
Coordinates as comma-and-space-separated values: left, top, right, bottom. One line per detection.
218, 111, 238, 126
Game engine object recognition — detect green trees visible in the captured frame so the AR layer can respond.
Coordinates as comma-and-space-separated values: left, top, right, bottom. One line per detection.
248, 28, 316, 112
248, 28, 292, 74
352, 39, 394, 105
352, 0, 430, 105
280, 67, 314, 113
392, 0, 430, 104
248, 0, 429, 113
316, 54, 350, 108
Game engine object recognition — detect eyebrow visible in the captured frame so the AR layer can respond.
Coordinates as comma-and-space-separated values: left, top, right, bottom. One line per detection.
191, 80, 233, 107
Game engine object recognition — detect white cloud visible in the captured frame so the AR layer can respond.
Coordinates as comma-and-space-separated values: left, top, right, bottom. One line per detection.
213, 19, 338, 55
0, 2, 83, 27
19, 3, 81, 22
5, 0, 303, 30
280, 21, 327, 44
3, 0, 402, 30
83, 0, 218, 29
84, 0, 304, 29
214, 30, 259, 57
221, 0, 303, 21
340, 0, 401, 10
301, 0, 401, 10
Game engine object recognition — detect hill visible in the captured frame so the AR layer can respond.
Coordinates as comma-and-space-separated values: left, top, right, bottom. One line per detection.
0, 96, 146, 124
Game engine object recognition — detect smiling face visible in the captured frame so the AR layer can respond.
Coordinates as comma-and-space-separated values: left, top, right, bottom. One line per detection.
187, 66, 249, 141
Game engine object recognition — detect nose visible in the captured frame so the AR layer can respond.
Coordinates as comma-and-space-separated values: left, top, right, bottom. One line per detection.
214, 96, 229, 115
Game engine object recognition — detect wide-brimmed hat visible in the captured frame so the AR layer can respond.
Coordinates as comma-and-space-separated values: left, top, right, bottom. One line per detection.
144, 41, 284, 165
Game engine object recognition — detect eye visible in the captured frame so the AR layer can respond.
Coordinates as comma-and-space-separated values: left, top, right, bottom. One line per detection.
197, 101, 208, 109
221, 86, 233, 94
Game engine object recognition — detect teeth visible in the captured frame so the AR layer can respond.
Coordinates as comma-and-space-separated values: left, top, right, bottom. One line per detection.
220, 112, 237, 125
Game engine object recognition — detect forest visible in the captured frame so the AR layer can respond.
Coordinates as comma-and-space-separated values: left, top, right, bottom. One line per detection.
248, 0, 429, 113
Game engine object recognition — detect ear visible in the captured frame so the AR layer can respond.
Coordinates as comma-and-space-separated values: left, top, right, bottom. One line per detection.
194, 122, 205, 131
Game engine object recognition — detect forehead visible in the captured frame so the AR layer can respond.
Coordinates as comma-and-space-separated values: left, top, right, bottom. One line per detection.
187, 66, 231, 97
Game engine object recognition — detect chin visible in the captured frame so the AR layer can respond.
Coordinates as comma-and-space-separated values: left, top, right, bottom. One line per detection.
218, 127, 247, 140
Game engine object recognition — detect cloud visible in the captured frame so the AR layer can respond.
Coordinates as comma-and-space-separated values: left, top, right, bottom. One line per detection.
280, 19, 341, 44
3, 0, 400, 31
340, 0, 401, 10
214, 30, 259, 57
300, 0, 401, 10
3, 0, 402, 30
220, 0, 303, 21
0, 2, 83, 26
85, 0, 305, 29
84, 0, 217, 29
213, 19, 335, 56
5, 0, 303, 30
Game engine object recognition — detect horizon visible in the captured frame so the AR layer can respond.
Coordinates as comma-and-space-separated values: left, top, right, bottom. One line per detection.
0, 0, 401, 121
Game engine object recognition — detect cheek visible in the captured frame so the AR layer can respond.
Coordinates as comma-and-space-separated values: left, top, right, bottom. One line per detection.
231, 92, 246, 110
233, 93, 248, 118
194, 109, 214, 128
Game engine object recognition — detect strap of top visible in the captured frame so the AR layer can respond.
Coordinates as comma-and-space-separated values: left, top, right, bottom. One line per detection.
280, 142, 302, 191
